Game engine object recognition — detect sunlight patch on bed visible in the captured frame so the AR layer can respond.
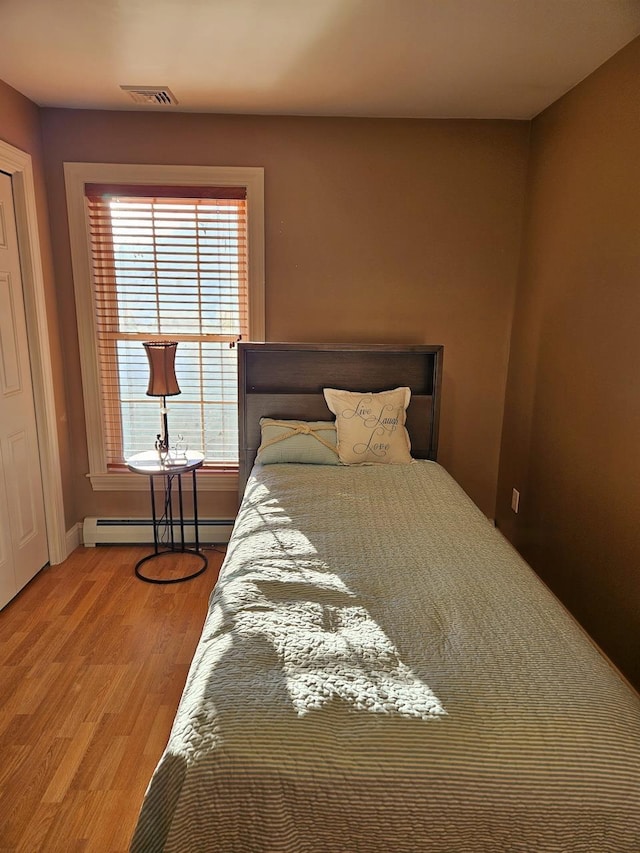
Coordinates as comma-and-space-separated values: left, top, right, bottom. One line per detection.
237, 598, 446, 720
231, 505, 324, 574
229, 485, 324, 564
222, 483, 445, 720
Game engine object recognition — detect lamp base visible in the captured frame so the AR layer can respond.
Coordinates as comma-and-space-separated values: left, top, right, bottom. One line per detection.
155, 398, 170, 455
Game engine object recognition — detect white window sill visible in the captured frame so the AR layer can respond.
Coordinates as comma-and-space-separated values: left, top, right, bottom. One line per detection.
88, 470, 239, 492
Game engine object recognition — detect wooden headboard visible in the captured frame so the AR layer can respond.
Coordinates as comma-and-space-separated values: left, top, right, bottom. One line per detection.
237, 342, 444, 496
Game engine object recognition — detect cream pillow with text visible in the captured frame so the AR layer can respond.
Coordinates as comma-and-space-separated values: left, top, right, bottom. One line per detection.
323, 387, 412, 465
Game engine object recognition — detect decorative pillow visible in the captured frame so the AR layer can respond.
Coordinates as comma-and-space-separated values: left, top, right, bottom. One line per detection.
323, 387, 412, 465
256, 419, 340, 465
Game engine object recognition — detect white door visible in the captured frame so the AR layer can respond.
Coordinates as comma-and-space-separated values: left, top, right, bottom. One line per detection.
0, 170, 48, 608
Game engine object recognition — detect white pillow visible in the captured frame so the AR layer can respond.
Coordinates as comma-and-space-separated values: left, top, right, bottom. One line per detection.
323, 387, 412, 464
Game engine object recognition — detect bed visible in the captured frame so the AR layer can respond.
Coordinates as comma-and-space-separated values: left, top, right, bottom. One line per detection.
131, 342, 640, 853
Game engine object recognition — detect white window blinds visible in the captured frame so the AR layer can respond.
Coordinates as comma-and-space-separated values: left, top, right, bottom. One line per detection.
85, 184, 248, 468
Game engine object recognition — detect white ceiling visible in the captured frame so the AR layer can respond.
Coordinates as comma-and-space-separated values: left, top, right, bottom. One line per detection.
1, 0, 640, 120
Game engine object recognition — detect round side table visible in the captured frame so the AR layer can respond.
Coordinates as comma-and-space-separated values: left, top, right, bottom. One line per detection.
126, 450, 208, 584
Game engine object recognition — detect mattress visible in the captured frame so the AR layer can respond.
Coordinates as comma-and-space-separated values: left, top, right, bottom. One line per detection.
131, 461, 640, 852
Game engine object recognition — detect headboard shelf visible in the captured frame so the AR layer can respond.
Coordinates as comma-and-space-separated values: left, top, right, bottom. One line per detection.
242, 343, 440, 395
238, 342, 444, 496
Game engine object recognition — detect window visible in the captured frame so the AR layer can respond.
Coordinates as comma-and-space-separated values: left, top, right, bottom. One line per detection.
65, 164, 264, 491
87, 185, 247, 467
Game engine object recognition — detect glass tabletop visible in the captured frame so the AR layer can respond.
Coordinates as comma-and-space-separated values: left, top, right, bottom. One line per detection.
125, 450, 205, 476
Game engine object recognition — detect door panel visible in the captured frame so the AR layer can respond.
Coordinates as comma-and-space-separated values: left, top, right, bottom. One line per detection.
0, 171, 48, 607
0, 272, 22, 393
0, 444, 14, 606
8, 428, 36, 542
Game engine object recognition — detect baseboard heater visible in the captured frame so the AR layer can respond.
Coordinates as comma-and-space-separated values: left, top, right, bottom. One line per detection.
82, 517, 235, 547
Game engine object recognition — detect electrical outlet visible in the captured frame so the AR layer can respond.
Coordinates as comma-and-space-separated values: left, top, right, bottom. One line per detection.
511, 488, 520, 513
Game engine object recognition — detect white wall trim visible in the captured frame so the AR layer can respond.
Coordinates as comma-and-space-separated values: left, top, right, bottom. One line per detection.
64, 162, 265, 487
82, 516, 234, 546
66, 522, 82, 552
88, 471, 239, 492
0, 139, 68, 564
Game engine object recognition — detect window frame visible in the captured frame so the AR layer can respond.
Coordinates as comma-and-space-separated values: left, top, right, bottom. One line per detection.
64, 163, 265, 492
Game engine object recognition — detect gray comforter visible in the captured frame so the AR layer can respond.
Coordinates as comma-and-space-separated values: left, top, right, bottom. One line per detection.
131, 461, 640, 852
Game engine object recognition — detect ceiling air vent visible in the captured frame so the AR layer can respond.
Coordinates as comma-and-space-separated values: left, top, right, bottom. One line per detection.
120, 85, 178, 106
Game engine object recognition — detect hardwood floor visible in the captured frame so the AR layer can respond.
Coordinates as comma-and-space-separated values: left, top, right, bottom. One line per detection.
0, 544, 225, 852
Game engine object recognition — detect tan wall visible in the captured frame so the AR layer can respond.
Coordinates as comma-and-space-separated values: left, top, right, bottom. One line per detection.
39, 110, 529, 521
497, 38, 640, 688
0, 81, 72, 528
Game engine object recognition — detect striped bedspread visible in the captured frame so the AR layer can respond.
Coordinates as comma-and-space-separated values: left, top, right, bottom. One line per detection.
131, 461, 640, 852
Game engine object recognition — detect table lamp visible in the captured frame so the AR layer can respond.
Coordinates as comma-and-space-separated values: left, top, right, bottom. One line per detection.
143, 341, 181, 456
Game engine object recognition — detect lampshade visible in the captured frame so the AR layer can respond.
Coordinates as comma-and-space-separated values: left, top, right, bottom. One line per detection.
143, 341, 181, 397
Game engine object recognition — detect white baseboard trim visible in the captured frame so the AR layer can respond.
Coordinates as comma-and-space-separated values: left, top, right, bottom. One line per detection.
65, 522, 82, 558
82, 517, 234, 547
